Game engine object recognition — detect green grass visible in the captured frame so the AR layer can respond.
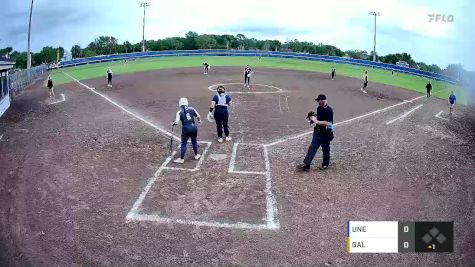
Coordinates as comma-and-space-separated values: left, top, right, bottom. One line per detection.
51, 56, 465, 104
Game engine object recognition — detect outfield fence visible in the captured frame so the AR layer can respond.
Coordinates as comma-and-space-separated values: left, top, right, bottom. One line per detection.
9, 65, 48, 97
59, 50, 457, 84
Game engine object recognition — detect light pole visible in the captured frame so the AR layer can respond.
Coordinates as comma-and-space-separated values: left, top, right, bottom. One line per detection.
140, 2, 150, 52
370, 11, 379, 62
27, 0, 34, 69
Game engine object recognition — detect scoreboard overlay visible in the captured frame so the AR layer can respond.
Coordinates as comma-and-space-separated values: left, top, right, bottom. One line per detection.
347, 221, 453, 253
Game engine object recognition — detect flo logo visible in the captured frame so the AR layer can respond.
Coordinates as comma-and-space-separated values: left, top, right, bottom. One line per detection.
428, 14, 454, 22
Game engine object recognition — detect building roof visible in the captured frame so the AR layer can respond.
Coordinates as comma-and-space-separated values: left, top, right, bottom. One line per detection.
0, 56, 15, 71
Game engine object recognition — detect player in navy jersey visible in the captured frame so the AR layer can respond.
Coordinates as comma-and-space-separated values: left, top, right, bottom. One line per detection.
209, 86, 232, 143
203, 62, 209, 74
172, 98, 202, 163
244, 65, 252, 87
361, 70, 368, 93
448, 91, 456, 115
106, 67, 113, 88
331, 66, 336, 80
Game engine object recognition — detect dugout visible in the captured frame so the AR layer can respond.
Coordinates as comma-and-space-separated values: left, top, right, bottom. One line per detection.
0, 57, 14, 117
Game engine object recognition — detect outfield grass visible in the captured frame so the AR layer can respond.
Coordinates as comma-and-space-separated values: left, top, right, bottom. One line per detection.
51, 56, 465, 104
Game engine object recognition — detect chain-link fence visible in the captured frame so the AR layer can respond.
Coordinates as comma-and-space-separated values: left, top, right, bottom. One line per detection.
9, 65, 48, 97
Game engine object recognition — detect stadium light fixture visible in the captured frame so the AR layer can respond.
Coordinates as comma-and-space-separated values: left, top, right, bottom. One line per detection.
140, 2, 151, 52
370, 11, 380, 62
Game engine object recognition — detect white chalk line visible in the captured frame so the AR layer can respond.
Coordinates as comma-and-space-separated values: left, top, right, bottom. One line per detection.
126, 156, 172, 219
62, 71, 181, 142
263, 145, 280, 229
228, 142, 239, 173
128, 213, 275, 230
208, 83, 284, 94
227, 142, 279, 228
435, 110, 449, 121
278, 95, 283, 114
48, 93, 66, 105
264, 95, 426, 147
128, 141, 278, 230
386, 104, 423, 125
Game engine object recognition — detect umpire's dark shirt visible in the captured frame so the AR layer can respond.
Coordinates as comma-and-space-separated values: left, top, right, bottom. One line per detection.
314, 105, 333, 135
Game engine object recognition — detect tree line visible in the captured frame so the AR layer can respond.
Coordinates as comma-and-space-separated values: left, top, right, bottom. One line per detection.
0, 31, 467, 79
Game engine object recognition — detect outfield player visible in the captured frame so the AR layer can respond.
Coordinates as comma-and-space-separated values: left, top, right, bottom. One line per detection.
47, 76, 55, 97
448, 91, 456, 115
209, 86, 232, 143
172, 97, 202, 164
300, 94, 334, 171
361, 71, 368, 93
203, 62, 209, 74
331, 66, 336, 80
106, 67, 113, 88
244, 65, 252, 87
426, 81, 433, 98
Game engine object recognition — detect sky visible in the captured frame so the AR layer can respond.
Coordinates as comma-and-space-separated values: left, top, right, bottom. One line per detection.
1, 0, 473, 70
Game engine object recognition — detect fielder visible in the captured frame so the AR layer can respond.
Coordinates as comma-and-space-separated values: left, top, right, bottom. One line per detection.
448, 91, 456, 115
331, 66, 336, 80
172, 97, 202, 164
361, 70, 368, 93
209, 86, 232, 143
426, 80, 433, 98
203, 62, 209, 74
47, 76, 55, 97
106, 67, 113, 88
244, 65, 252, 88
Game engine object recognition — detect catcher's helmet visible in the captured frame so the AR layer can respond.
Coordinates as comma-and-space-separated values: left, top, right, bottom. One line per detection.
217, 85, 225, 94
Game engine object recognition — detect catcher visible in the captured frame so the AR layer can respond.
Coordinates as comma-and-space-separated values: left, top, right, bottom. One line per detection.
300, 94, 334, 171
208, 85, 232, 143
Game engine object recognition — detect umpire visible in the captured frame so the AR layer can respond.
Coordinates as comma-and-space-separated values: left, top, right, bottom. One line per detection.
300, 94, 334, 171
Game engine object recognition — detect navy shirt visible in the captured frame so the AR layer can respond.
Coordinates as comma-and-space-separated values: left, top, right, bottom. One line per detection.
315, 105, 333, 134
212, 94, 231, 111
449, 94, 456, 104
175, 107, 198, 127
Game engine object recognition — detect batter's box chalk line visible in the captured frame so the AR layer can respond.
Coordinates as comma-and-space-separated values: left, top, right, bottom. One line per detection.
208, 83, 284, 94
126, 141, 280, 230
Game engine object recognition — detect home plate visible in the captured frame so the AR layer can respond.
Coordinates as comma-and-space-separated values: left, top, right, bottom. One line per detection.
209, 154, 228, 161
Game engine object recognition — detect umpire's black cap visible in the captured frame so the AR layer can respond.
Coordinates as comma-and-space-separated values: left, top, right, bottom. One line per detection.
315, 94, 327, 101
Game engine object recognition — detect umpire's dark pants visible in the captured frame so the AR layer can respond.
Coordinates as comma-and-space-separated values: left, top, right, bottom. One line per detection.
215, 108, 229, 138
303, 130, 331, 167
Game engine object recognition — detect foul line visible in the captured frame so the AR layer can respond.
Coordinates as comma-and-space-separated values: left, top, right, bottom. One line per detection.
386, 104, 423, 125
264, 95, 426, 147
435, 110, 449, 121
62, 71, 180, 142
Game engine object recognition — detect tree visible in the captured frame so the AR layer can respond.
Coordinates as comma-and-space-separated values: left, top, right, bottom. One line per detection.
57, 46, 65, 60
196, 35, 217, 49
346, 50, 369, 60
184, 31, 198, 50
0, 47, 13, 58
83, 48, 97, 57
123, 41, 133, 53
10, 51, 27, 69
71, 45, 82, 58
